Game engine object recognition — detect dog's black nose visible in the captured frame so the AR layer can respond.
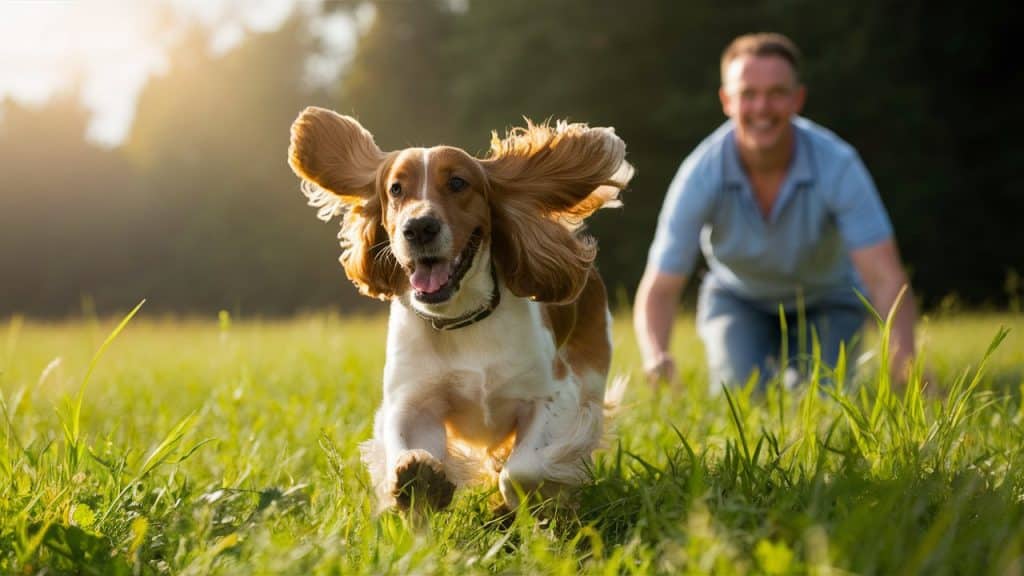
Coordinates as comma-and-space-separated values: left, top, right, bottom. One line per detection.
402, 217, 441, 246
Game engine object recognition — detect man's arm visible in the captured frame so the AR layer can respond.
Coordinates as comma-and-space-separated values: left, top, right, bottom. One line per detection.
633, 268, 687, 385
849, 239, 917, 385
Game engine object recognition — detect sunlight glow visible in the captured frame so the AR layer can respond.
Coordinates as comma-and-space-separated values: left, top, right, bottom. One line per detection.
0, 0, 345, 146
1, 1, 172, 144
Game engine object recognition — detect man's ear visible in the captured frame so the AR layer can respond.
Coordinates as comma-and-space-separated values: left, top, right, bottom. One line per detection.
793, 84, 807, 115
719, 86, 733, 117
288, 107, 384, 202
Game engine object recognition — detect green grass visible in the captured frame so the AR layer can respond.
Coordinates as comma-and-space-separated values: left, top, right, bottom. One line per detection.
1, 308, 1022, 574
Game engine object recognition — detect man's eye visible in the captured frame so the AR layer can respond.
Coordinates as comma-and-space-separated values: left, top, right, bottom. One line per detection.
389, 182, 402, 197
448, 176, 468, 192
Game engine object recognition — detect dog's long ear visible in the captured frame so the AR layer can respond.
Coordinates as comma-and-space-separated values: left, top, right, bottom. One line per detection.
288, 107, 405, 300
289, 106, 383, 201
482, 121, 633, 303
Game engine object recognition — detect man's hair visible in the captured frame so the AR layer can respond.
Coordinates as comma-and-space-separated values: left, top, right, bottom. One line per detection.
720, 33, 801, 84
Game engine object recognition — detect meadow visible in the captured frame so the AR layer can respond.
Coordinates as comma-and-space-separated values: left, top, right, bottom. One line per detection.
1, 306, 1022, 574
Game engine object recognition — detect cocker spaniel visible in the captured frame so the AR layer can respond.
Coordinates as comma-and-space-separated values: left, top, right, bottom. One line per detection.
287, 107, 632, 511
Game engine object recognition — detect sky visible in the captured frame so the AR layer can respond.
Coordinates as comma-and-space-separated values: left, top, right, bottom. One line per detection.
0, 0, 362, 146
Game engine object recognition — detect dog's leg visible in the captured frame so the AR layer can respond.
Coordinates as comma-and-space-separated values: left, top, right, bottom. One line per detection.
499, 383, 604, 509
376, 401, 455, 511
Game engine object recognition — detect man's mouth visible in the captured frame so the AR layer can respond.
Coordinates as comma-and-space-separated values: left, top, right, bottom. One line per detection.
746, 118, 777, 134
407, 228, 482, 304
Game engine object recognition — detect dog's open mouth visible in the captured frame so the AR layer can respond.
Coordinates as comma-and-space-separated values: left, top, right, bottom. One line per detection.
408, 228, 482, 304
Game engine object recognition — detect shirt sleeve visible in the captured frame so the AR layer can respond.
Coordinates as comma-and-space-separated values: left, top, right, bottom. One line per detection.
830, 152, 894, 250
646, 154, 716, 275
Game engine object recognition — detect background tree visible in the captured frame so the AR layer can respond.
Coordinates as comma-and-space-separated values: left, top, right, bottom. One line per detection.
0, 0, 1018, 317
121, 17, 355, 315
338, 0, 458, 149
0, 95, 142, 314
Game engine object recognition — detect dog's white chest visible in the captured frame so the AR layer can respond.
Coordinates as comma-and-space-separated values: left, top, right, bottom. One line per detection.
384, 296, 558, 404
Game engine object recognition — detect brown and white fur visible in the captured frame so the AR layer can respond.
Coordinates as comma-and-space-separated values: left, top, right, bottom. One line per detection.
287, 107, 632, 511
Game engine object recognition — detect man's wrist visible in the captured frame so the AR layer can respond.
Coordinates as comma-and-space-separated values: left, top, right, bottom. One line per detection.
644, 351, 671, 371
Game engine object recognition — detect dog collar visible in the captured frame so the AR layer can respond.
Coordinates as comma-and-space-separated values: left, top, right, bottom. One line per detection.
412, 261, 501, 331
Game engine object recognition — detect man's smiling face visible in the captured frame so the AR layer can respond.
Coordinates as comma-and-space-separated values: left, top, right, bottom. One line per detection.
719, 54, 806, 157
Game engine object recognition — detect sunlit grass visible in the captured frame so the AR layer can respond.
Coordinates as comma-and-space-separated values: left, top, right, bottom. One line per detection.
1, 309, 1022, 574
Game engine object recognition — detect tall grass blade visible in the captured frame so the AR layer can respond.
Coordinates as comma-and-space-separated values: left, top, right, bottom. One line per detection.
65, 299, 146, 472
722, 384, 752, 467
96, 410, 199, 529
778, 304, 789, 382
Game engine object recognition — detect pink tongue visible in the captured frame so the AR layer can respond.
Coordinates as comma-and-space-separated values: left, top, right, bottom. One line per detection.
410, 261, 452, 293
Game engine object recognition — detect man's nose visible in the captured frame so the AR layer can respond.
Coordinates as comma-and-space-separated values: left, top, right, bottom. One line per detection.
748, 93, 768, 111
402, 216, 441, 246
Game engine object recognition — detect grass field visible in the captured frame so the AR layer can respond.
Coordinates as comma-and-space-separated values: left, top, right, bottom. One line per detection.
1, 307, 1022, 574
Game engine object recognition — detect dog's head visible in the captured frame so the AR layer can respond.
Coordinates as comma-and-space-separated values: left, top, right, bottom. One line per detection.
288, 107, 632, 313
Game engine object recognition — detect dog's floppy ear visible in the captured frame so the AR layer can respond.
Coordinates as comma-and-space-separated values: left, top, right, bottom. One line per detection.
288, 107, 405, 300
289, 106, 383, 201
482, 120, 633, 303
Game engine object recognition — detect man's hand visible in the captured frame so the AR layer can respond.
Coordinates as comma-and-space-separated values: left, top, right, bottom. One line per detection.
891, 353, 942, 398
891, 347, 914, 387
850, 240, 919, 393
634, 269, 687, 390
644, 353, 677, 387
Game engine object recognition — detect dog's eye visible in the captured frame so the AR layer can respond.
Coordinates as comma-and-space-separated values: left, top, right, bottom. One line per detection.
448, 176, 468, 192
389, 182, 402, 197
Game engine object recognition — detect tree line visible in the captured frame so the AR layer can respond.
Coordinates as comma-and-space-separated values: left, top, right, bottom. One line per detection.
0, 0, 1018, 318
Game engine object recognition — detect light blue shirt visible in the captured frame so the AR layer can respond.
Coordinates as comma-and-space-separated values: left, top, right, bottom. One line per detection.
648, 117, 893, 309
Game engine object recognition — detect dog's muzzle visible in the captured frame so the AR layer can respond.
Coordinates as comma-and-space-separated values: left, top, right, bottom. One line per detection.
406, 228, 483, 304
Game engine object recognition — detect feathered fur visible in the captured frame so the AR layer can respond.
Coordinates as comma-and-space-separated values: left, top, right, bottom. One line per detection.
287, 107, 633, 512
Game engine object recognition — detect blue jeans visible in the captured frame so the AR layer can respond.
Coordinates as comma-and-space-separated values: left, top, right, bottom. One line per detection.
696, 278, 866, 391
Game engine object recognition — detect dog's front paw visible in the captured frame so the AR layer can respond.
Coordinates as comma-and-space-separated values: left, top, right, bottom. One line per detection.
392, 449, 455, 511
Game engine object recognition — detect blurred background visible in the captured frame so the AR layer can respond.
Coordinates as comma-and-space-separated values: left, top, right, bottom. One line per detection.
0, 0, 1018, 318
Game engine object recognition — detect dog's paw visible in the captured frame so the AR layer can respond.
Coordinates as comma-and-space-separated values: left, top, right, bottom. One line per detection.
392, 449, 455, 511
